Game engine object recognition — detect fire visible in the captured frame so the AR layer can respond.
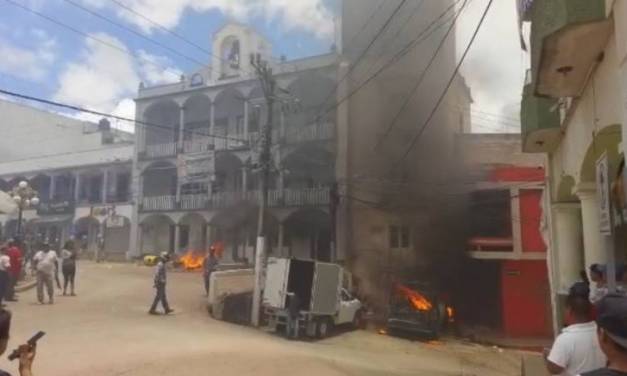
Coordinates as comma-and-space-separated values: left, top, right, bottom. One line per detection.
395, 284, 433, 311
378, 329, 387, 335
178, 251, 204, 270
446, 306, 455, 323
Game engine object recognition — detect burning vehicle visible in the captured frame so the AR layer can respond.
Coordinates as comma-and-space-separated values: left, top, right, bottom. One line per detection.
387, 281, 453, 338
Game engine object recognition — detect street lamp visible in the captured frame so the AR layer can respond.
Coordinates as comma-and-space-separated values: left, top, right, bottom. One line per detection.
10, 181, 39, 240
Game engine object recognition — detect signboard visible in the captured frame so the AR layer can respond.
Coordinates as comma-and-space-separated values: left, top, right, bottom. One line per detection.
178, 152, 215, 184
36, 200, 74, 216
596, 152, 612, 235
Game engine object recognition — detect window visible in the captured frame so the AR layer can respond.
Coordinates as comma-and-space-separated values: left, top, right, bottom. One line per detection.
389, 225, 410, 249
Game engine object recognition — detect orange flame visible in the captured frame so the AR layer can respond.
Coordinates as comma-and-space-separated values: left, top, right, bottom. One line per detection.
396, 284, 433, 311
178, 251, 204, 270
446, 306, 455, 323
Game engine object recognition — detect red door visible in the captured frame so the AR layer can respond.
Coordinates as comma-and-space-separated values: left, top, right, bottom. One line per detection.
501, 260, 552, 337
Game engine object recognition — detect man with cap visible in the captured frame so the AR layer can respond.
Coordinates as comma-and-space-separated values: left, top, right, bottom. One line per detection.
544, 282, 606, 375
149, 252, 174, 315
582, 295, 627, 375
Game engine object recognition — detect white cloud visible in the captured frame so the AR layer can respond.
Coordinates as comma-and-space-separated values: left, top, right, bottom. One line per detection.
53, 33, 179, 132
456, 0, 525, 133
137, 50, 183, 85
84, 0, 335, 40
0, 33, 56, 81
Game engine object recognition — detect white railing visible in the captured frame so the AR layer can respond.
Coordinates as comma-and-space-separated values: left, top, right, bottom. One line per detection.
183, 138, 212, 154
142, 195, 176, 211
282, 123, 334, 144
281, 187, 330, 207
180, 194, 208, 210
144, 142, 177, 158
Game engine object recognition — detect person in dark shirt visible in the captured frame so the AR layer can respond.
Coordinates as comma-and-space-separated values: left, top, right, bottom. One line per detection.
583, 294, 627, 376
286, 292, 300, 339
149, 252, 173, 315
202, 247, 218, 297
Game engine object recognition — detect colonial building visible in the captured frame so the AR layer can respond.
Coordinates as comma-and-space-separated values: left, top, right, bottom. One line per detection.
520, 0, 627, 331
0, 99, 134, 258
131, 23, 338, 263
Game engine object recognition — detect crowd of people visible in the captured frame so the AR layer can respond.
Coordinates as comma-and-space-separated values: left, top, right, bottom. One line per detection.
544, 263, 627, 376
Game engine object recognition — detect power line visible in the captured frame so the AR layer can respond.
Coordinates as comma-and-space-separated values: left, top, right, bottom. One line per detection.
397, 0, 495, 164
62, 0, 208, 69
2, 0, 182, 80
0, 88, 247, 143
317, 0, 409, 114
374, 0, 470, 150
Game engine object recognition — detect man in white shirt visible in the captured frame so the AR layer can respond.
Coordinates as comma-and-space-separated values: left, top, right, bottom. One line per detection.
545, 282, 607, 375
32, 244, 58, 305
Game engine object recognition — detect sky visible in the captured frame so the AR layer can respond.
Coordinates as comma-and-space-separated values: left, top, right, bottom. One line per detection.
0, 0, 525, 133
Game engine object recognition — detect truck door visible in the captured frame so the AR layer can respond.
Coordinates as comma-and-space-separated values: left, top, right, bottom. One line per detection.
263, 258, 290, 309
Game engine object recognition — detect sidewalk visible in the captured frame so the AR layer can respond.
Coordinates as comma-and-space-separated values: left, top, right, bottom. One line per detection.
15, 274, 37, 292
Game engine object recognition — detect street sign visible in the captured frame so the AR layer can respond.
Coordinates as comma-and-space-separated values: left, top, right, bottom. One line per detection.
37, 200, 74, 215
596, 152, 612, 235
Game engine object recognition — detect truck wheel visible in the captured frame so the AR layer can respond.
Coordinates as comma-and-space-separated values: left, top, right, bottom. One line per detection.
316, 317, 333, 339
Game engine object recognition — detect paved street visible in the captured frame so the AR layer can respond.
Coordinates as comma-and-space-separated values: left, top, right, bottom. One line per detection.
2, 262, 523, 376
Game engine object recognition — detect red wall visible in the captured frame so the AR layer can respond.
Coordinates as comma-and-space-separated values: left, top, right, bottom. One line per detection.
501, 260, 552, 337
519, 189, 547, 253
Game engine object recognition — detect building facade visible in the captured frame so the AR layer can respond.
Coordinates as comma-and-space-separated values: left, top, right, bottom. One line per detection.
458, 134, 551, 338
0, 100, 134, 257
131, 23, 339, 263
520, 0, 627, 331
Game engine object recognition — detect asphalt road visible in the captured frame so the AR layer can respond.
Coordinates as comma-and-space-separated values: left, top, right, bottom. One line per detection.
2, 262, 523, 376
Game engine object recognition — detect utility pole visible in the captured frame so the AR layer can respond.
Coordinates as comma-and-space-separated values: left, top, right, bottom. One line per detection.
250, 53, 276, 327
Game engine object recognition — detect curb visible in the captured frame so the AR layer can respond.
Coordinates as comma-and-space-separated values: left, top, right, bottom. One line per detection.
15, 280, 37, 293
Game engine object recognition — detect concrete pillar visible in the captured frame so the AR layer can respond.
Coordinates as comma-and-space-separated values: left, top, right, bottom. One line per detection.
174, 224, 181, 254
576, 184, 607, 273
210, 102, 215, 146
278, 223, 284, 257
552, 203, 584, 293
205, 225, 213, 249
244, 100, 249, 139
242, 168, 248, 193
74, 173, 81, 202
102, 169, 108, 204
280, 108, 285, 139
178, 105, 186, 149
49, 175, 56, 200
137, 224, 144, 255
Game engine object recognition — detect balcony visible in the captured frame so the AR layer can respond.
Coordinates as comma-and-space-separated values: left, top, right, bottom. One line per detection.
140, 187, 330, 212
521, 83, 561, 153
142, 142, 177, 159
182, 139, 212, 154
530, 0, 611, 98
282, 123, 335, 144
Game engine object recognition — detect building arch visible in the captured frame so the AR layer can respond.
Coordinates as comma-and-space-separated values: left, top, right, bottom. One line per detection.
283, 207, 331, 261
183, 94, 211, 143
179, 212, 207, 252
143, 99, 180, 146
282, 145, 335, 189
141, 161, 177, 198
579, 124, 622, 184
140, 214, 176, 254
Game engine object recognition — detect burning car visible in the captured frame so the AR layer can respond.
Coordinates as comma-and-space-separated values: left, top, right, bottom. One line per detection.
386, 281, 453, 338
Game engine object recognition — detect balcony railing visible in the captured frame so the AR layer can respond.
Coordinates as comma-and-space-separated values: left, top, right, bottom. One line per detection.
282, 123, 334, 144
142, 195, 176, 211
183, 139, 212, 154
143, 142, 177, 159
140, 187, 330, 212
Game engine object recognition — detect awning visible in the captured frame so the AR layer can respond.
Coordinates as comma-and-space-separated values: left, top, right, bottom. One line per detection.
30, 215, 73, 225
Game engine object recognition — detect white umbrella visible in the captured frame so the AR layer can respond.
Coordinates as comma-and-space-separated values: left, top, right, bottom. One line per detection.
0, 190, 17, 214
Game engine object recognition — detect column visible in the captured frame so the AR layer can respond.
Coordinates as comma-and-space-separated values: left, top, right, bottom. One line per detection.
280, 108, 285, 139
205, 225, 213, 249
137, 224, 144, 255
178, 105, 186, 150
576, 184, 606, 272
49, 175, 56, 201
243, 100, 249, 139
242, 168, 248, 193
101, 169, 108, 204
278, 223, 285, 257
74, 173, 81, 202
174, 224, 181, 254
209, 101, 215, 147
552, 203, 584, 293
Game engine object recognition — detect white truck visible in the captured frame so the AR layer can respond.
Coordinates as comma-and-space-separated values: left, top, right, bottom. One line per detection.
262, 257, 363, 338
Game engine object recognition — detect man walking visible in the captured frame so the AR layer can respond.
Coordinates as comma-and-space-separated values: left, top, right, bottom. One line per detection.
0, 247, 10, 307
149, 252, 173, 315
32, 243, 58, 305
202, 247, 218, 297
5, 240, 22, 302
582, 294, 627, 375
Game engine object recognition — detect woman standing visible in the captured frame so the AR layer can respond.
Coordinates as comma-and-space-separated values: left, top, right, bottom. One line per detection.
60, 241, 77, 296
